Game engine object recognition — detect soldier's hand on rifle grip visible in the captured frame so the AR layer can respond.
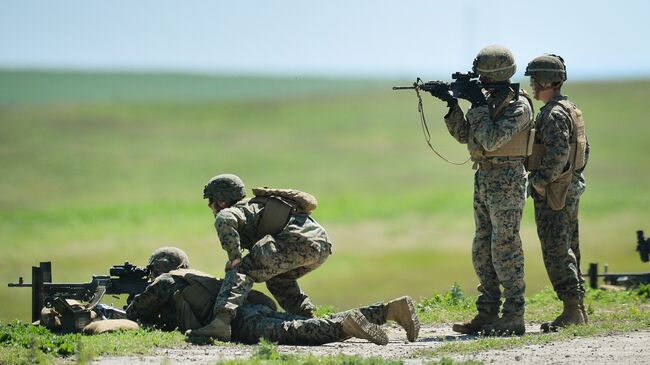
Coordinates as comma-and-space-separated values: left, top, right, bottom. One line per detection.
460, 85, 487, 107
427, 82, 457, 105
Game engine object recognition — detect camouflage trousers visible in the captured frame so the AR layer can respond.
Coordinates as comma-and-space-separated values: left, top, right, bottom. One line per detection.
533, 178, 585, 300
231, 302, 387, 345
215, 215, 332, 319
472, 164, 526, 316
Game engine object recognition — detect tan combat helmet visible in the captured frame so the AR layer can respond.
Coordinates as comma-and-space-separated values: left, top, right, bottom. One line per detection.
203, 174, 246, 202
472, 45, 517, 82
525, 54, 567, 84
148, 247, 190, 278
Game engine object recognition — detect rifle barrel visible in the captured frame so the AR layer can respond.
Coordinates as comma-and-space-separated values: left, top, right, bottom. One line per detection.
392, 86, 416, 90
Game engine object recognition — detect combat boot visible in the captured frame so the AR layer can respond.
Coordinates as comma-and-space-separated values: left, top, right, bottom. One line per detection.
579, 298, 589, 324
341, 309, 389, 345
185, 312, 231, 341
540, 297, 585, 332
452, 311, 498, 335
385, 296, 420, 342
481, 314, 525, 336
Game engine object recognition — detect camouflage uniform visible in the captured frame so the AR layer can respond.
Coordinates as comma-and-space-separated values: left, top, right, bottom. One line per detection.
232, 303, 387, 345
126, 269, 220, 331
444, 92, 533, 317
215, 203, 332, 318
529, 95, 589, 300
127, 269, 388, 345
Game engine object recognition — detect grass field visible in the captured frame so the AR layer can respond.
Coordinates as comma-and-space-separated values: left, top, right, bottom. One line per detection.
0, 70, 648, 322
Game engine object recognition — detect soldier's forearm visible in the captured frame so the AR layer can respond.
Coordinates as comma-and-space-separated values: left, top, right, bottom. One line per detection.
444, 104, 469, 143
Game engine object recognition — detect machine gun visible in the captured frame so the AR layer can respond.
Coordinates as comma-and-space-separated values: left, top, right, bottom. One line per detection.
8, 261, 150, 324
584, 230, 650, 289
391, 72, 520, 165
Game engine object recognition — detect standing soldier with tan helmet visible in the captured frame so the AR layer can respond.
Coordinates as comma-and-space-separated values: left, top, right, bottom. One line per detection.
187, 174, 333, 341
525, 54, 589, 332
428, 45, 534, 335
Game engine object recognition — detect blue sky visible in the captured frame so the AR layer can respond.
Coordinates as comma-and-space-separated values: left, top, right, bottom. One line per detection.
1, 0, 648, 79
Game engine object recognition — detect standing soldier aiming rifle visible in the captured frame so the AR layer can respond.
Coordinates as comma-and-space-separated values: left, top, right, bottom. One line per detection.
525, 54, 589, 332
428, 45, 534, 335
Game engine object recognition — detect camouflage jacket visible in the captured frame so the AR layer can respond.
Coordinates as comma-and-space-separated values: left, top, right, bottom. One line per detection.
126, 270, 198, 330
529, 95, 590, 190
215, 200, 265, 261
444, 91, 534, 163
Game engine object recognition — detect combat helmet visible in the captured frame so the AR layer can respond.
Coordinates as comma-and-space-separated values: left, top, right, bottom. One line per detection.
472, 45, 517, 82
203, 174, 246, 202
148, 246, 190, 278
525, 54, 567, 84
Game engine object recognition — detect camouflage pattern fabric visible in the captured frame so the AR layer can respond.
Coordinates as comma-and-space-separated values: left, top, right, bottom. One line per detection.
444, 92, 533, 316
127, 269, 390, 345
126, 269, 275, 330
126, 272, 188, 330
231, 302, 387, 345
530, 95, 589, 299
214, 204, 332, 318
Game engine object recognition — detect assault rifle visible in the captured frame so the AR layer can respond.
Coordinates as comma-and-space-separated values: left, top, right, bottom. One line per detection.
391, 72, 521, 165
8, 261, 150, 323
392, 71, 520, 100
584, 230, 650, 289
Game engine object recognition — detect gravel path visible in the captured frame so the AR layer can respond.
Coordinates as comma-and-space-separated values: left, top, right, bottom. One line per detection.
91, 324, 650, 365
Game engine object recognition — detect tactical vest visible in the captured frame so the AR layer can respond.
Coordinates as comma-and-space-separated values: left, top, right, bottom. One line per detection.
527, 99, 586, 172
468, 89, 536, 162
250, 187, 318, 236
168, 269, 221, 330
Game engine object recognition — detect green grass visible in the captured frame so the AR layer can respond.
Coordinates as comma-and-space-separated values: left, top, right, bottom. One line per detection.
416, 284, 650, 358
0, 70, 649, 323
0, 323, 188, 365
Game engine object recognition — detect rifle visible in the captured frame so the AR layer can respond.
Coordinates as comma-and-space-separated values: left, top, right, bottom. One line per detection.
392, 71, 520, 99
584, 230, 650, 289
8, 261, 150, 324
391, 72, 520, 165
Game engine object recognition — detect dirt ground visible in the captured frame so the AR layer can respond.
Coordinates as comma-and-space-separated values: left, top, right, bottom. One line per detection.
91, 324, 650, 365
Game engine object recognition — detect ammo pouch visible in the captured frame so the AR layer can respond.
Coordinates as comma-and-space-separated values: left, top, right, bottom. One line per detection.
483, 128, 536, 158
546, 169, 572, 210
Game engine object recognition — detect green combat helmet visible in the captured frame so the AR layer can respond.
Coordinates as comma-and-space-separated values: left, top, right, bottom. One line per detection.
525, 54, 567, 84
148, 247, 190, 278
203, 174, 246, 202
472, 45, 517, 82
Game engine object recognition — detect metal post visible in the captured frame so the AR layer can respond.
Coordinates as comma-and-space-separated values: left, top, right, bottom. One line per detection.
40, 262, 52, 283
31, 265, 42, 322
588, 263, 598, 289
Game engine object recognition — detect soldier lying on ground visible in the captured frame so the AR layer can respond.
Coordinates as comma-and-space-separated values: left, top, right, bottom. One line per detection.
125, 247, 420, 345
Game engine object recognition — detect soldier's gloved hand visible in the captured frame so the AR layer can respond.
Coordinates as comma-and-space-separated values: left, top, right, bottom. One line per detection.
427, 82, 457, 105
460, 85, 487, 107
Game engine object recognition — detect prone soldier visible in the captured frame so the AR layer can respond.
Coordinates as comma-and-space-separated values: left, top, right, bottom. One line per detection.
127, 247, 420, 345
